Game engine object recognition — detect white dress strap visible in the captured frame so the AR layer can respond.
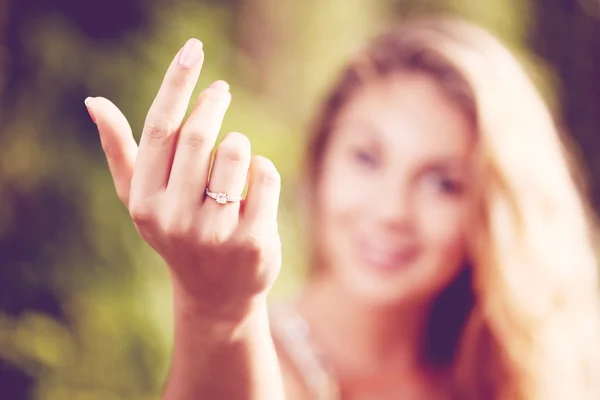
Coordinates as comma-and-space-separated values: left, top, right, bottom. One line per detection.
270, 304, 340, 400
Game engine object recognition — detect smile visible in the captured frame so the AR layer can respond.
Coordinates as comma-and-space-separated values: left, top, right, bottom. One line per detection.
356, 237, 420, 272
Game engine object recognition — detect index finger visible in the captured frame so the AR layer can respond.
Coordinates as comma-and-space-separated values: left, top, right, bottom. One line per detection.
130, 38, 204, 201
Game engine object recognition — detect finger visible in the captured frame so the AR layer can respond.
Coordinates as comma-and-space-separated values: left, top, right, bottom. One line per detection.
202, 132, 251, 236
240, 156, 281, 238
130, 38, 204, 201
86, 96, 137, 206
166, 80, 231, 207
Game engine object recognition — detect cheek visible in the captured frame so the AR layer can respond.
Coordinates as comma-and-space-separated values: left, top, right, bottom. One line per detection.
316, 156, 374, 258
416, 197, 469, 262
318, 154, 374, 219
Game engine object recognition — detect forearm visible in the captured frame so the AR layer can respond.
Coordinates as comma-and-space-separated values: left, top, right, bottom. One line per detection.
162, 298, 285, 400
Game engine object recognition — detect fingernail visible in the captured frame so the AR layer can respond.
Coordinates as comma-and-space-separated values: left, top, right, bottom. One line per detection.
210, 80, 229, 91
177, 38, 203, 68
85, 97, 96, 124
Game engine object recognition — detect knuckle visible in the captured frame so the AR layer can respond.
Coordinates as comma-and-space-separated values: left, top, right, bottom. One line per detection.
254, 157, 280, 187
163, 219, 191, 242
218, 133, 251, 164
144, 117, 175, 141
260, 170, 280, 187
239, 234, 264, 262
224, 148, 246, 163
102, 146, 116, 161
180, 129, 209, 149
165, 72, 193, 90
197, 226, 227, 247
129, 201, 157, 227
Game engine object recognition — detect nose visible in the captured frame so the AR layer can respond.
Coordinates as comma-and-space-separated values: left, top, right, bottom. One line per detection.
371, 178, 414, 232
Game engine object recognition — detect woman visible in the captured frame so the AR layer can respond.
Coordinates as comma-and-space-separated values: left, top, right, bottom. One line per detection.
84, 17, 600, 399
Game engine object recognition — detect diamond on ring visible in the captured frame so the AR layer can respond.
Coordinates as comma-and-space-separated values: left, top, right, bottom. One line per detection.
205, 188, 243, 205
215, 192, 228, 204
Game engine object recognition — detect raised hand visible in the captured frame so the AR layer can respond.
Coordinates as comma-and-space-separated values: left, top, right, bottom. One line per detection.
85, 38, 282, 324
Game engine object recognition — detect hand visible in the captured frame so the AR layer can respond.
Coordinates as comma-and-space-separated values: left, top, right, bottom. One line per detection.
85, 38, 282, 324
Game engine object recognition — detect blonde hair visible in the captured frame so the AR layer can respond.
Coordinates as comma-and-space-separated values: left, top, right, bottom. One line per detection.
304, 17, 600, 399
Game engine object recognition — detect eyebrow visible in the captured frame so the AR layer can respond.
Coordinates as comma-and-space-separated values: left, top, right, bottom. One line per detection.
420, 159, 470, 175
337, 119, 383, 143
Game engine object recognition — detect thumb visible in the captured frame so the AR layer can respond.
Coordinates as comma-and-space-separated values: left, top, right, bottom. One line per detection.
85, 96, 137, 207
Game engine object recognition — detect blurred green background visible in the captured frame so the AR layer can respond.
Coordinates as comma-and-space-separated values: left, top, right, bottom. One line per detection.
1, 0, 600, 398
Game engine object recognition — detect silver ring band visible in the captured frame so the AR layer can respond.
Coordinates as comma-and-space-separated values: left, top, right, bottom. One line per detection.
205, 188, 243, 205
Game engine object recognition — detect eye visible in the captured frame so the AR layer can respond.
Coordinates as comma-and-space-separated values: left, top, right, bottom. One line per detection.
424, 171, 464, 195
351, 147, 380, 169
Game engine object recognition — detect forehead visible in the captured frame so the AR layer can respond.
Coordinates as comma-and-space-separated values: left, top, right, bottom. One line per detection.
333, 73, 476, 159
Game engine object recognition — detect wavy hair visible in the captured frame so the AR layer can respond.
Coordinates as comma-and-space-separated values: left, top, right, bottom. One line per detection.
304, 17, 600, 399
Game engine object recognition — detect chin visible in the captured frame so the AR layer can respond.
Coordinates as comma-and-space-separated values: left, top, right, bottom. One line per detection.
333, 255, 454, 310
337, 268, 427, 308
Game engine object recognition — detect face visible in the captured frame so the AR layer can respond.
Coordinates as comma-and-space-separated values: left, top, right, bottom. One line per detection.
316, 72, 476, 306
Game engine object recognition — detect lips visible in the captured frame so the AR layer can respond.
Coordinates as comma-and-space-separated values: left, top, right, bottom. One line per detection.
355, 236, 420, 272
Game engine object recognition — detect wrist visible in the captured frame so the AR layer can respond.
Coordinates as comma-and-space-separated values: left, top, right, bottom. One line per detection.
172, 284, 270, 342
165, 288, 279, 400
166, 293, 282, 400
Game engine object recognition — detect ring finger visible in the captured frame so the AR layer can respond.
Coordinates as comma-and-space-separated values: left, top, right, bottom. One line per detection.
201, 131, 251, 238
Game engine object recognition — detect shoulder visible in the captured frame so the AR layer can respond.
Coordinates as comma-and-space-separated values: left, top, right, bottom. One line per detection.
269, 303, 340, 399
269, 304, 314, 399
